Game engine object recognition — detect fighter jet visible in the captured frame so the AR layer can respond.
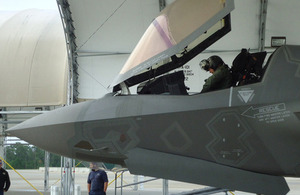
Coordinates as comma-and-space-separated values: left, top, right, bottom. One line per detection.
8, 0, 300, 194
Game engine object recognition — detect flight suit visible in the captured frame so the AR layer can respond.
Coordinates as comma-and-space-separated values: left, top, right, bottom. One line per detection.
201, 64, 232, 93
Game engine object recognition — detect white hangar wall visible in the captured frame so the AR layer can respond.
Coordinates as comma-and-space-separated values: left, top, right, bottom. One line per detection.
0, 9, 68, 106
266, 0, 300, 47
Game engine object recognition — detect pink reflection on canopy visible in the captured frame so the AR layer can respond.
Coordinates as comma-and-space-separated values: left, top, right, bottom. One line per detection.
120, 15, 175, 74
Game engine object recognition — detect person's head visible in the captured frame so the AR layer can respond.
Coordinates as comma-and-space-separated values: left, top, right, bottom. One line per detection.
199, 59, 210, 72
200, 55, 224, 74
90, 162, 99, 171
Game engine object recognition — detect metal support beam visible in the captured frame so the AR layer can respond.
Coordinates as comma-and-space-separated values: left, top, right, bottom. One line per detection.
44, 151, 50, 191
44, 106, 50, 192
117, 177, 158, 188
0, 111, 48, 115
61, 157, 75, 195
56, 1, 78, 194
56, 0, 79, 103
258, 0, 268, 52
163, 179, 169, 195
115, 171, 118, 195
114, 170, 161, 195
0, 108, 7, 168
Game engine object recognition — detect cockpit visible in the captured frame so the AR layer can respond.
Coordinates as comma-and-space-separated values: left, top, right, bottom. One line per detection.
132, 48, 267, 95
111, 0, 269, 96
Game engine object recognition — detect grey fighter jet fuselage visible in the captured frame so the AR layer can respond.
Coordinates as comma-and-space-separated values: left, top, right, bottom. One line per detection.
8, 45, 300, 195
7, 0, 300, 195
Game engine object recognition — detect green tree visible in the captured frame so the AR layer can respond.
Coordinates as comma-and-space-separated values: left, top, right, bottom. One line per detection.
50, 153, 61, 167
6, 142, 30, 168
5, 143, 84, 169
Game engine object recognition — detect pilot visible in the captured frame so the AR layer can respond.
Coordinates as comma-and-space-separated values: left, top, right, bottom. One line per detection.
200, 55, 232, 93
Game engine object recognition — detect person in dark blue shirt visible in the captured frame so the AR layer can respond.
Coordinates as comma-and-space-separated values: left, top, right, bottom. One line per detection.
0, 159, 10, 195
87, 162, 108, 195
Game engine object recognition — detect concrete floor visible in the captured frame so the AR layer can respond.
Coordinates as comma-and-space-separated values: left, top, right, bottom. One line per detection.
4, 168, 300, 195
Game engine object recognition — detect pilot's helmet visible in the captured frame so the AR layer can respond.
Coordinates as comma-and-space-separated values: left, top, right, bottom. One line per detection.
207, 55, 224, 70
199, 59, 210, 71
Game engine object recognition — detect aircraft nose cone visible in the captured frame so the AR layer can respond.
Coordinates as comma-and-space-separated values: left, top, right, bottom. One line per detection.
7, 99, 130, 164
7, 106, 79, 158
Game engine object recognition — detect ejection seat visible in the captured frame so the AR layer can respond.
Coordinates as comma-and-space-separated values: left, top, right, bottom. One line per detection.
231, 49, 267, 86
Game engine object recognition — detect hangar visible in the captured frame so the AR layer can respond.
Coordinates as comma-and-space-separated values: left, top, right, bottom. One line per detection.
1, 0, 300, 194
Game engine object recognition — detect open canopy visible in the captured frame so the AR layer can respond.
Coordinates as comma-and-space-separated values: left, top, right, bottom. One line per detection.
111, 0, 234, 89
